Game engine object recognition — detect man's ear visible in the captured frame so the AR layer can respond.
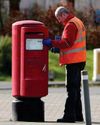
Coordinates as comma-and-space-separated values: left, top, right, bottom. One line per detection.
61, 13, 67, 19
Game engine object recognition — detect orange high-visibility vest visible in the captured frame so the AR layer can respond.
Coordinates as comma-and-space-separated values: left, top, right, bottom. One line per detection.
60, 17, 86, 65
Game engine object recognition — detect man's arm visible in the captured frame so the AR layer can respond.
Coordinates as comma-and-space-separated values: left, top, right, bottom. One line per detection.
52, 22, 78, 49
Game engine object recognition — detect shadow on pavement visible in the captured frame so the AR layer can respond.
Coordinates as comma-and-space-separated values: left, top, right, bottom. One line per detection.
92, 122, 100, 124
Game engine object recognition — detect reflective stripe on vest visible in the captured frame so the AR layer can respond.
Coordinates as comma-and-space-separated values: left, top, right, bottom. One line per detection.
60, 46, 86, 55
75, 36, 86, 43
60, 17, 86, 65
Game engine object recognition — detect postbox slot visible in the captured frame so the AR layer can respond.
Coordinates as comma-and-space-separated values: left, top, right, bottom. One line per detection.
26, 32, 44, 36
25, 32, 44, 39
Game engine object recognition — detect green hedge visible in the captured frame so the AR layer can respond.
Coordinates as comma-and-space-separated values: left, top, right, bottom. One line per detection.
0, 35, 11, 75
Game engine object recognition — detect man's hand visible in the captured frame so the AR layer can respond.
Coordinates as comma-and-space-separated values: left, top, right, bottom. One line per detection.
51, 35, 61, 53
42, 38, 52, 47
51, 47, 60, 53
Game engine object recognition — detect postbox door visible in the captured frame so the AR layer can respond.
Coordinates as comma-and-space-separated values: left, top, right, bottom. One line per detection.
20, 26, 48, 97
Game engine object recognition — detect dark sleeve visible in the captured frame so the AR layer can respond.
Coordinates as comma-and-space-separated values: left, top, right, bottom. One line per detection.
52, 22, 78, 49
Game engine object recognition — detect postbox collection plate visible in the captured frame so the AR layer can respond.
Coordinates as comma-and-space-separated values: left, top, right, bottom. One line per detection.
26, 38, 43, 50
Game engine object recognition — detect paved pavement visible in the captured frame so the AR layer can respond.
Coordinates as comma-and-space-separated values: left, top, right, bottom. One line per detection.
0, 81, 100, 125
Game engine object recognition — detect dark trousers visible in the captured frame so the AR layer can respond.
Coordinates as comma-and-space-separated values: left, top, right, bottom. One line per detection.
64, 62, 85, 120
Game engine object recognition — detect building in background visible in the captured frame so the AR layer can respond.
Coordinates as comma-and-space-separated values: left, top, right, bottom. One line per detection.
20, 0, 61, 10
20, 0, 100, 11
75, 0, 100, 10
2, 0, 100, 14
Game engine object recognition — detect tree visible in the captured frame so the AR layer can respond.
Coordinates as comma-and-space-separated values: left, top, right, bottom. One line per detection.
3, 0, 25, 35
0, 1, 4, 33
9, 0, 21, 16
61, 0, 75, 13
67, 0, 75, 12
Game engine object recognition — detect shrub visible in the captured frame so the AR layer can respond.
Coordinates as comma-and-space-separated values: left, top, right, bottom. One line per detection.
0, 35, 11, 75
3, 11, 26, 35
29, 4, 63, 38
43, 6, 63, 38
86, 29, 100, 49
75, 9, 100, 49
2, 3, 100, 50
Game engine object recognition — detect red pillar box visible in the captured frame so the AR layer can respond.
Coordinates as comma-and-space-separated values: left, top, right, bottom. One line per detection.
12, 20, 49, 122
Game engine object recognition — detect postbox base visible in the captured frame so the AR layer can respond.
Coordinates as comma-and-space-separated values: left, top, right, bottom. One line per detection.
12, 98, 44, 122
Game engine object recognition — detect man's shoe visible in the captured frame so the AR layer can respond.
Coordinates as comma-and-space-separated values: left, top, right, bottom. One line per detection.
57, 117, 75, 123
